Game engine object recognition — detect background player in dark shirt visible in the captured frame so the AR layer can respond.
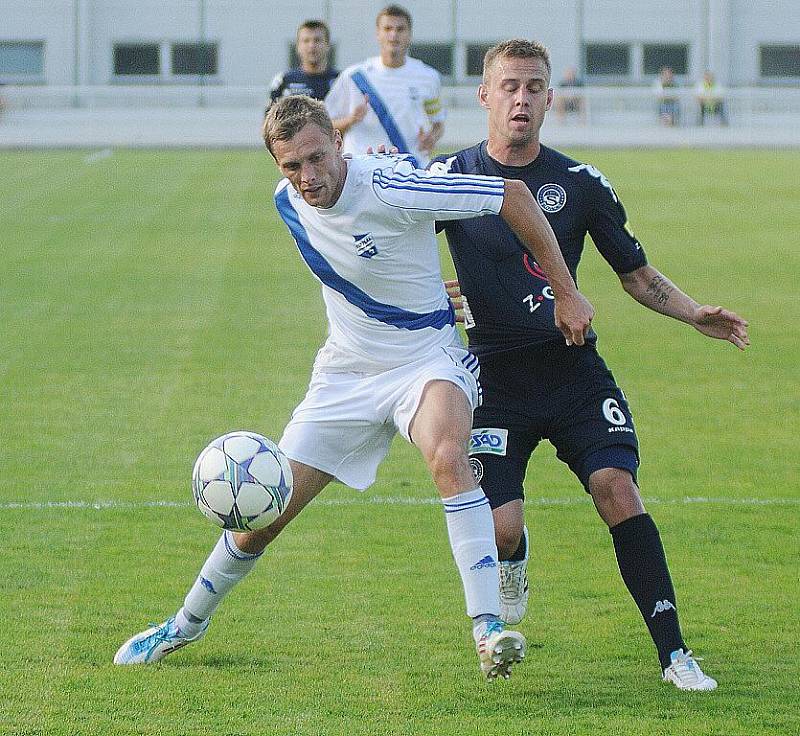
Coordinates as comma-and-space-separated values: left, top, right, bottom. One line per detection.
431, 39, 749, 691
267, 20, 339, 111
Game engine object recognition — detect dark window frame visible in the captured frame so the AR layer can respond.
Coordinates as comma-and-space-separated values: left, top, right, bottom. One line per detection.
410, 42, 454, 78
171, 42, 219, 76
643, 43, 689, 76
584, 43, 631, 78
113, 42, 161, 76
0, 40, 45, 82
760, 44, 800, 78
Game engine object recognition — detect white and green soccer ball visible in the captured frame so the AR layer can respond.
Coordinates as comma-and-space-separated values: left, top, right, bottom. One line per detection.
192, 431, 293, 531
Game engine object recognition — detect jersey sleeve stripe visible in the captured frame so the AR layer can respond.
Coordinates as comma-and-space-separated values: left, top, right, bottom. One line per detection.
376, 169, 505, 190
275, 186, 455, 331
376, 182, 505, 198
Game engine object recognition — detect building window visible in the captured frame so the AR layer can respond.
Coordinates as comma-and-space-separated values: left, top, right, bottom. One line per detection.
643, 44, 688, 75
584, 44, 630, 77
410, 43, 453, 77
114, 43, 160, 75
466, 43, 495, 77
171, 43, 218, 75
0, 41, 44, 80
760, 45, 800, 77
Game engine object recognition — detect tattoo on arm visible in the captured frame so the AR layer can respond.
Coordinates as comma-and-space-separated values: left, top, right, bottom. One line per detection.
645, 274, 673, 306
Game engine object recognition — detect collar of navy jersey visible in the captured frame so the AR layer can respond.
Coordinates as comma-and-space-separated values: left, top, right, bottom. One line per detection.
480, 140, 548, 173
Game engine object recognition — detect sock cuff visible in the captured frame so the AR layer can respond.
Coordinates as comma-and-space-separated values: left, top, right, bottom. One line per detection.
609, 512, 658, 541
223, 530, 264, 561
442, 487, 488, 514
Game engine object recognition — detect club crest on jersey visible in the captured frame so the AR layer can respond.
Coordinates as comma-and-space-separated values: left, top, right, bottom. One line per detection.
353, 233, 377, 258
537, 183, 567, 213
469, 428, 508, 456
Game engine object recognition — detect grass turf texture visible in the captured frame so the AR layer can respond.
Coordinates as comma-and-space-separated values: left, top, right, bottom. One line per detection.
1, 149, 798, 736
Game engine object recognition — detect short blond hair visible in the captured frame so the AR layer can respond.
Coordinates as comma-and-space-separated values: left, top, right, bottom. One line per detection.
262, 95, 335, 155
483, 39, 551, 84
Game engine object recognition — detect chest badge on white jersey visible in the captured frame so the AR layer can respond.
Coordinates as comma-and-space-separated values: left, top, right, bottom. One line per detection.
353, 233, 378, 258
536, 183, 567, 213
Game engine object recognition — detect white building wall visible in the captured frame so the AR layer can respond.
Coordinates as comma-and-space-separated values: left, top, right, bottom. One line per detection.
1, 0, 799, 87
729, 0, 800, 85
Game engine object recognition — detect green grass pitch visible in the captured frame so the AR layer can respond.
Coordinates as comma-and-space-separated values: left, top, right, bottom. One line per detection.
1, 148, 798, 736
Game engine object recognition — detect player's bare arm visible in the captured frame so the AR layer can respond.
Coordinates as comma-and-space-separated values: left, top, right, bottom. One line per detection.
417, 121, 444, 154
619, 264, 750, 350
331, 95, 370, 135
500, 179, 594, 346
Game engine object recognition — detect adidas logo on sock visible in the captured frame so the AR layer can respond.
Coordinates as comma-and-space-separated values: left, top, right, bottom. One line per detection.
651, 599, 676, 617
200, 576, 217, 595
470, 555, 497, 571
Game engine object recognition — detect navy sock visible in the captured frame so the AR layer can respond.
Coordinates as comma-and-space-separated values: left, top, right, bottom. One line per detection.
507, 529, 527, 562
610, 513, 686, 669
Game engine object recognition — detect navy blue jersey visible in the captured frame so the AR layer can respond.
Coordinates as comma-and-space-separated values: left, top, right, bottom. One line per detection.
430, 142, 647, 355
268, 68, 339, 106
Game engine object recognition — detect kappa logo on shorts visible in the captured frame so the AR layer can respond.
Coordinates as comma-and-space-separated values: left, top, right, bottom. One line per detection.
536, 183, 567, 213
353, 233, 377, 258
470, 428, 508, 455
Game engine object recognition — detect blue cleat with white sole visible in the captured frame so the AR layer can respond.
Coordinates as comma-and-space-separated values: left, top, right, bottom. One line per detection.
113, 616, 209, 665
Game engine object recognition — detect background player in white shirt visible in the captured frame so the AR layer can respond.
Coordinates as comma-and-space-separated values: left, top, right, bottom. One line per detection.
113, 96, 593, 679
325, 4, 444, 166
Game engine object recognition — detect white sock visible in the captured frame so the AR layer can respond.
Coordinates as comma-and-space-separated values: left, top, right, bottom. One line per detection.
442, 488, 500, 619
176, 531, 262, 635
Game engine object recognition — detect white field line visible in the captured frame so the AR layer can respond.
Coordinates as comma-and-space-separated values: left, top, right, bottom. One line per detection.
0, 496, 798, 511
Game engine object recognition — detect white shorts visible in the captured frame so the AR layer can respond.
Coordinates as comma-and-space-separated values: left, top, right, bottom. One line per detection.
279, 345, 481, 490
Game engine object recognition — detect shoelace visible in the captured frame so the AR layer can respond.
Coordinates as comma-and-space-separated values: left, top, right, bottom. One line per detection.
142, 620, 179, 654
481, 620, 505, 642
670, 650, 705, 682
499, 562, 527, 597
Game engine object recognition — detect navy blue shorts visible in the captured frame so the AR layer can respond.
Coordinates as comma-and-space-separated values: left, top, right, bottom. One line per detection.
469, 342, 639, 508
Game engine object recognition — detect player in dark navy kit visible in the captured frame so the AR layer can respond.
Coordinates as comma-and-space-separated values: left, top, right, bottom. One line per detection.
267, 21, 339, 111
431, 39, 749, 691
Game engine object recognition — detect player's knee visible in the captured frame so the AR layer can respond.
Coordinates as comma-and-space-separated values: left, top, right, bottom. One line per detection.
589, 468, 643, 520
427, 439, 472, 492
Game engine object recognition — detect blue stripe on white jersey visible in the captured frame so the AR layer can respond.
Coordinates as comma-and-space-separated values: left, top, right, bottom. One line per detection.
375, 169, 505, 191
373, 169, 504, 197
275, 186, 455, 331
351, 70, 410, 154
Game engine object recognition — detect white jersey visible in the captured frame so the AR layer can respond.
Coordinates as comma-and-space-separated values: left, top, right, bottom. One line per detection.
274, 155, 504, 375
324, 57, 444, 167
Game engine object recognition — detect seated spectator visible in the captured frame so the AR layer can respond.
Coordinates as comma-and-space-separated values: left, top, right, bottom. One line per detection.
695, 71, 728, 126
654, 66, 679, 126
555, 66, 586, 123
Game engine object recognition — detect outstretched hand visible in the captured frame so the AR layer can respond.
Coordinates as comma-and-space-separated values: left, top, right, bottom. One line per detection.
444, 279, 465, 323
692, 305, 750, 349
351, 95, 370, 126
417, 126, 437, 154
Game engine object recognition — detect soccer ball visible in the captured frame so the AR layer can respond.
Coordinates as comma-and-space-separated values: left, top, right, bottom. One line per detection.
192, 431, 293, 532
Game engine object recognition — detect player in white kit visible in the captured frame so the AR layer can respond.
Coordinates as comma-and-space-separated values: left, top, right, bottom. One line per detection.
325, 5, 444, 166
113, 95, 594, 679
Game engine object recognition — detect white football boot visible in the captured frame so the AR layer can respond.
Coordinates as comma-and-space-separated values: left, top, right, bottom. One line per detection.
113, 616, 209, 665
474, 619, 526, 680
662, 648, 718, 691
499, 526, 529, 625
